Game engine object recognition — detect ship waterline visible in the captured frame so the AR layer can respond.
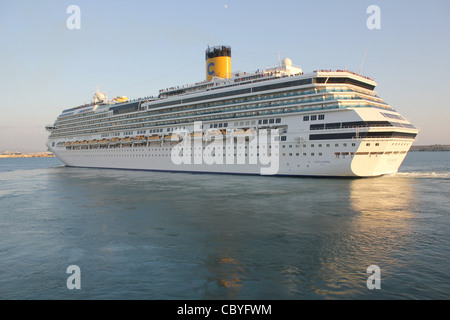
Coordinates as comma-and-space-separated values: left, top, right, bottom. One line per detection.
46, 46, 417, 177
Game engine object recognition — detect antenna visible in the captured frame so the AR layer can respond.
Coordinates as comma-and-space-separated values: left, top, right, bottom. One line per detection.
359, 46, 368, 74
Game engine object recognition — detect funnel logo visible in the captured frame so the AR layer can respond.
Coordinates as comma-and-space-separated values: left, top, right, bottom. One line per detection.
207, 62, 215, 75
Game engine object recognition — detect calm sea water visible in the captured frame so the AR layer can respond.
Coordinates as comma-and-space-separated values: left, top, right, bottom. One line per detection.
0, 152, 449, 300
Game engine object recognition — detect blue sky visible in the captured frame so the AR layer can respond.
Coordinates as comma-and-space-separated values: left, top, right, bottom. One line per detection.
0, 0, 449, 152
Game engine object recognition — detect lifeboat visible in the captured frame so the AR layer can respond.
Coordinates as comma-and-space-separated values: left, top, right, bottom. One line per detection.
148, 135, 161, 142
164, 133, 181, 142
134, 135, 147, 142
121, 137, 132, 144
190, 132, 204, 140
98, 139, 109, 145
79, 140, 89, 149
133, 135, 147, 145
232, 128, 255, 137
205, 129, 224, 141
230, 128, 256, 141
208, 129, 222, 135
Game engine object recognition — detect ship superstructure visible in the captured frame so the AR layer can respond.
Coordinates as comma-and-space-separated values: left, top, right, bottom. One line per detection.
46, 45, 417, 177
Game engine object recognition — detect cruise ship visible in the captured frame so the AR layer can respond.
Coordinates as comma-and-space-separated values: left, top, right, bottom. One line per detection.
45, 45, 418, 177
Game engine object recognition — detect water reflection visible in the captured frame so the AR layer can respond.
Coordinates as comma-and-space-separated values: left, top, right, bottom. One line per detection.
207, 252, 244, 298
350, 175, 415, 217
42, 165, 421, 299
313, 176, 417, 298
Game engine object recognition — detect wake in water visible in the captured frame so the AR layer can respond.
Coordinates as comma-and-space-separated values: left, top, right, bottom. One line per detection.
394, 171, 450, 179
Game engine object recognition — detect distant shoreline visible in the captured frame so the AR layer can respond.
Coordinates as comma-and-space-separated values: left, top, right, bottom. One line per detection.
410, 145, 450, 152
0, 152, 55, 158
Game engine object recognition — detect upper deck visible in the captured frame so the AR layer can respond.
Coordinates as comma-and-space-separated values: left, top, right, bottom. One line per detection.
56, 54, 377, 121
48, 57, 385, 139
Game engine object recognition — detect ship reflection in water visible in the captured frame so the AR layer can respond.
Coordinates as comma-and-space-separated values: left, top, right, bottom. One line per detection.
311, 175, 417, 298
200, 174, 418, 299
207, 253, 244, 298
200, 176, 418, 299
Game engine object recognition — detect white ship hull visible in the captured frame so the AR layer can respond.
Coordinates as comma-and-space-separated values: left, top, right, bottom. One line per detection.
45, 47, 417, 177
47, 145, 410, 177
47, 108, 416, 178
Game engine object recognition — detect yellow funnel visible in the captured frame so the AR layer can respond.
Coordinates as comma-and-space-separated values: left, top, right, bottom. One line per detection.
205, 45, 231, 81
